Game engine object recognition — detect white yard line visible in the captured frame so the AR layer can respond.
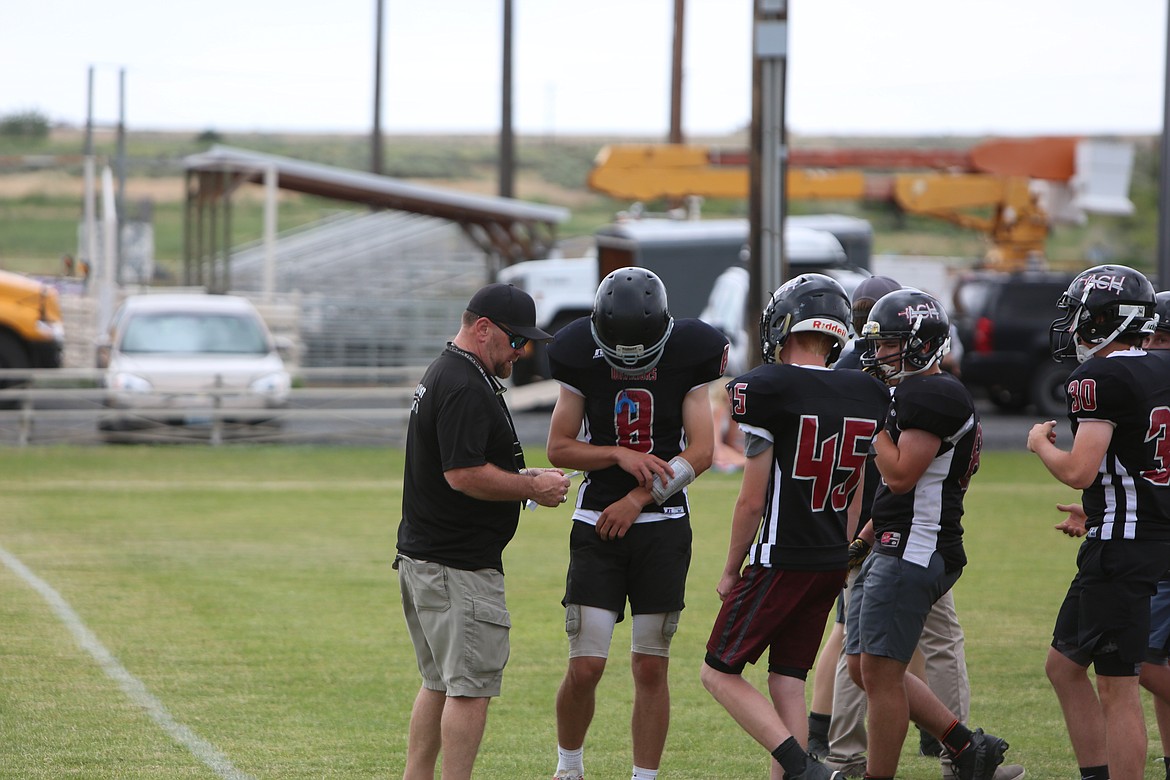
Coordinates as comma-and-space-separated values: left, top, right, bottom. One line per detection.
3, 479, 397, 492
0, 544, 256, 780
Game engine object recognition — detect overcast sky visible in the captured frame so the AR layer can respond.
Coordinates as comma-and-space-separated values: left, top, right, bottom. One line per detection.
2, 0, 1166, 138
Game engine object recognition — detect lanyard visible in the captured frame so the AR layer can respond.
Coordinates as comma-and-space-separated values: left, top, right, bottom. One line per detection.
444, 343, 527, 473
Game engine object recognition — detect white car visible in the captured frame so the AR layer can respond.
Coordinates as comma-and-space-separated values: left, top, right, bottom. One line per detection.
98, 293, 291, 437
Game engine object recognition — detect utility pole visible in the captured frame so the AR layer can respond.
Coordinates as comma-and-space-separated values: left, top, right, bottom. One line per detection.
748, 0, 789, 365
1158, 0, 1170, 288
116, 67, 126, 283
499, 0, 515, 199
83, 66, 97, 295
372, 0, 384, 176
669, 0, 685, 144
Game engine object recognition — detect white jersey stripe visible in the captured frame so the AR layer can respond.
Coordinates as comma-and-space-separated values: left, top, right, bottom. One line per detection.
903, 448, 953, 567
1098, 455, 1140, 540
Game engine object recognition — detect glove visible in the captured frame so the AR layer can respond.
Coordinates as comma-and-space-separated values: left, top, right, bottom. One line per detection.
847, 538, 872, 569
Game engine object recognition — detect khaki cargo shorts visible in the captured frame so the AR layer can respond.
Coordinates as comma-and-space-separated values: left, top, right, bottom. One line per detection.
396, 554, 511, 697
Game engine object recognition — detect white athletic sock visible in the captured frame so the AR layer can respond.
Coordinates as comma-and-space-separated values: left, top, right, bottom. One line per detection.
557, 745, 584, 774
631, 766, 658, 780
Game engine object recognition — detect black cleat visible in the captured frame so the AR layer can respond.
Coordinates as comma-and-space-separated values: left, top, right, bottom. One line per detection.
786, 760, 844, 780
951, 728, 1009, 780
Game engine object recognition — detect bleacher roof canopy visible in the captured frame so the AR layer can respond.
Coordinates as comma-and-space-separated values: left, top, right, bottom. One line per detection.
182, 145, 569, 265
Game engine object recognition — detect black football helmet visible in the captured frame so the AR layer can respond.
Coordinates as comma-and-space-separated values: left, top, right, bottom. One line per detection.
1153, 290, 1170, 334
759, 273, 851, 366
860, 288, 951, 383
1050, 264, 1155, 363
591, 267, 674, 374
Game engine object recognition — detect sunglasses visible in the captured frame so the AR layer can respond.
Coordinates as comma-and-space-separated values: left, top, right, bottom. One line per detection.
490, 320, 529, 350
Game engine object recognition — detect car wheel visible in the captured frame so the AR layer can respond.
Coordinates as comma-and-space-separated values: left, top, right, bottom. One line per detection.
0, 330, 31, 408
511, 313, 581, 386
510, 341, 547, 386
1030, 360, 1073, 418
987, 386, 1027, 412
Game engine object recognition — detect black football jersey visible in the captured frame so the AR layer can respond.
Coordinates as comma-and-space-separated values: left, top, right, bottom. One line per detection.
870, 371, 981, 572
1066, 348, 1170, 541
728, 363, 889, 570
547, 317, 729, 522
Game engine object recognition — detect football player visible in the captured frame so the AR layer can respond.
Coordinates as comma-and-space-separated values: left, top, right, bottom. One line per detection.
1145, 290, 1170, 780
847, 287, 1012, 780
699, 273, 888, 780
1028, 265, 1170, 780
823, 281, 1024, 780
545, 267, 728, 780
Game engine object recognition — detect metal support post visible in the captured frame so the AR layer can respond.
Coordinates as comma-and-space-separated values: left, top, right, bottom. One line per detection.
748, 0, 789, 365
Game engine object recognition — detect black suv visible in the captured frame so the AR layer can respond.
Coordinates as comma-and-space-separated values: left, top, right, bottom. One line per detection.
951, 269, 1077, 417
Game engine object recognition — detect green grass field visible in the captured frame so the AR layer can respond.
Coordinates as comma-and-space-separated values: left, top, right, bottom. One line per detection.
0, 446, 1162, 779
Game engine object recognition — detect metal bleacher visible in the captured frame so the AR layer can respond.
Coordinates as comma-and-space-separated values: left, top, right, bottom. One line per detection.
229, 211, 488, 367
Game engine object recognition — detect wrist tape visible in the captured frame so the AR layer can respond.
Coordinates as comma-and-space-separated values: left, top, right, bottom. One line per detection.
651, 456, 696, 505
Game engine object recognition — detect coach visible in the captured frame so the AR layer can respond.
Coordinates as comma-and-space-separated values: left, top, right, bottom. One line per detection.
395, 283, 570, 780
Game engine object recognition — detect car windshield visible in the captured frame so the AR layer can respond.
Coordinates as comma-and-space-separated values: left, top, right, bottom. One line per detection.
119, 312, 269, 355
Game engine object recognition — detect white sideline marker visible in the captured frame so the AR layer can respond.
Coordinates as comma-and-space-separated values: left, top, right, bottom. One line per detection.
0, 544, 255, 780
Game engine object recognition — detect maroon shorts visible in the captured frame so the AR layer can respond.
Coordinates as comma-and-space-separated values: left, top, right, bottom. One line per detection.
705, 565, 846, 676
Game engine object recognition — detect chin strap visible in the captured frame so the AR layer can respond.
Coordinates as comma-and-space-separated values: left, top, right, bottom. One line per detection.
1076, 309, 1137, 363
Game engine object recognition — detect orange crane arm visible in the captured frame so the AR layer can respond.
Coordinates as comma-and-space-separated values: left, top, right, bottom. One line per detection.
586, 139, 1086, 271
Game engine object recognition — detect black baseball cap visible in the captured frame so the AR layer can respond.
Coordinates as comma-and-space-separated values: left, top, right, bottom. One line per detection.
467, 283, 553, 341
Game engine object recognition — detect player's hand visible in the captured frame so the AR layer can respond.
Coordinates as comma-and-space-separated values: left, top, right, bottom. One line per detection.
1026, 420, 1058, 453
529, 470, 571, 508
596, 493, 642, 540
847, 538, 872, 569
715, 571, 740, 602
1054, 502, 1088, 537
613, 447, 674, 489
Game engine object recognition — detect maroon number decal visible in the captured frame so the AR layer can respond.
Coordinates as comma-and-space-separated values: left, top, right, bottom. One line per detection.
1144, 406, 1170, 486
1068, 378, 1097, 413
960, 424, 983, 490
730, 382, 748, 416
614, 389, 654, 453
793, 415, 878, 512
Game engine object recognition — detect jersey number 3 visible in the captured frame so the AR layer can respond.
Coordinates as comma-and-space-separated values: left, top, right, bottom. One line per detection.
615, 389, 654, 453
793, 415, 877, 512
1144, 405, 1170, 486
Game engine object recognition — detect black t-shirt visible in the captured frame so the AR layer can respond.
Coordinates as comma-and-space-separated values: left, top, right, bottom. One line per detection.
547, 318, 728, 522
729, 363, 889, 570
397, 345, 524, 572
871, 371, 980, 572
1067, 348, 1170, 542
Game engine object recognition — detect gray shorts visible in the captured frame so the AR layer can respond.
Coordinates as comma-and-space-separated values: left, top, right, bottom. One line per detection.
396, 554, 511, 697
845, 551, 961, 663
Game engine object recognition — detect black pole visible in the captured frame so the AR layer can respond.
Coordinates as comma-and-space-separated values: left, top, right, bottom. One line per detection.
499, 0, 515, 199
1158, 0, 1170, 288
372, 0, 384, 176
669, 0, 685, 144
